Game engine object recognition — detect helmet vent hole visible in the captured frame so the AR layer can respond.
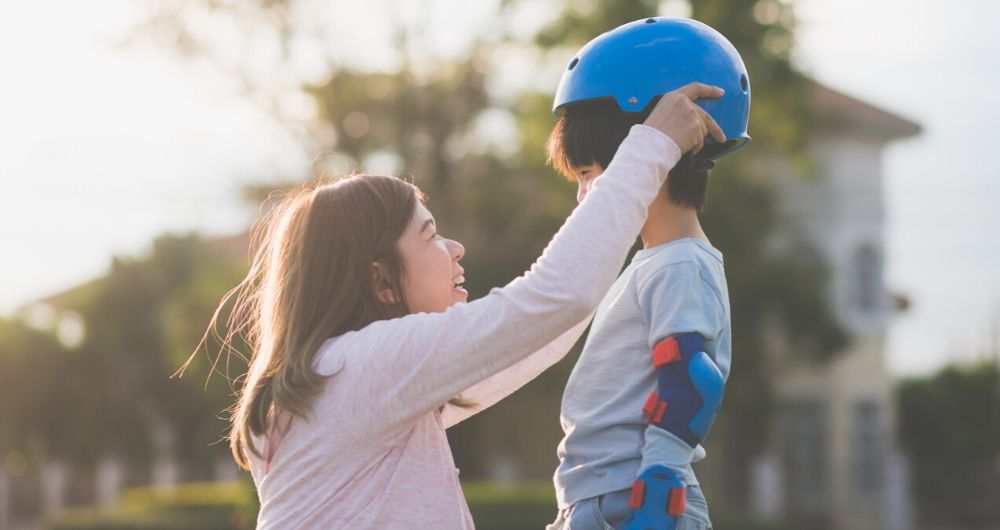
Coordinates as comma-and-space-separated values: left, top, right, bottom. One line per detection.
645, 18, 657, 24
740, 74, 749, 93
568, 57, 579, 71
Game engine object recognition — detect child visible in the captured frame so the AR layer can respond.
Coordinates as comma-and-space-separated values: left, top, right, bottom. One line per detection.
545, 17, 751, 530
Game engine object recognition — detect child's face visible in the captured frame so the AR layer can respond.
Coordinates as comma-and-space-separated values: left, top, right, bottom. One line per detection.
572, 163, 604, 204
393, 202, 468, 313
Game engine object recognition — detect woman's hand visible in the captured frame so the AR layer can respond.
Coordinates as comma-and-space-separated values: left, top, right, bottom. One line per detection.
643, 83, 726, 155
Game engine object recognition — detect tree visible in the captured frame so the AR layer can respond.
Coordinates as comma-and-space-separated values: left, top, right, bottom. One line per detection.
898, 362, 1000, 526
1, 234, 250, 481
0, 319, 74, 463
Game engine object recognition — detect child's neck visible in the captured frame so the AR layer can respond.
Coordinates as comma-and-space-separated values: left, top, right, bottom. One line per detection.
640, 197, 708, 250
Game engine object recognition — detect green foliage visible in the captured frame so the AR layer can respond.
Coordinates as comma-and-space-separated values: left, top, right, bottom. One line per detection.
0, 319, 73, 455
44, 481, 257, 530
1, 234, 247, 472
533, 0, 661, 49
117, 481, 257, 516
898, 362, 1000, 526
44, 479, 784, 530
463, 481, 558, 530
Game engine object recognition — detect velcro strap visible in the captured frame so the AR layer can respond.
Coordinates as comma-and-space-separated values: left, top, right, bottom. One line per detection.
653, 337, 682, 368
667, 486, 687, 516
629, 479, 647, 509
642, 391, 668, 424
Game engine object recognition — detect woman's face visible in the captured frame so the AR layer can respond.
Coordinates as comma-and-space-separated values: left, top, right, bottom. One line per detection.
393, 202, 467, 313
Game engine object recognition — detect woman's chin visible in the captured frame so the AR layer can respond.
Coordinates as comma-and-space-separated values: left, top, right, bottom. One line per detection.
451, 287, 469, 304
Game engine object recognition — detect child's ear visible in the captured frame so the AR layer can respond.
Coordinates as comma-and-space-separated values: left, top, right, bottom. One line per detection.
370, 261, 399, 305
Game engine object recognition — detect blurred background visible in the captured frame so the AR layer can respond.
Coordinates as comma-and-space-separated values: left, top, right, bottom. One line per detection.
1, 0, 998, 529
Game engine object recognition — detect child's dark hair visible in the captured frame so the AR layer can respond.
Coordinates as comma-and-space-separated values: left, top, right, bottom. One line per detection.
546, 99, 712, 210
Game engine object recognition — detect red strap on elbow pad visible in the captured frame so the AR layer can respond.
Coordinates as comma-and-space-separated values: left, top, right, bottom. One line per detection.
668, 486, 687, 516
629, 479, 647, 509
642, 391, 668, 424
653, 337, 682, 368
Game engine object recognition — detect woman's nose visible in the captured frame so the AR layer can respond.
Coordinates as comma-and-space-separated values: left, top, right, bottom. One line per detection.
448, 239, 465, 261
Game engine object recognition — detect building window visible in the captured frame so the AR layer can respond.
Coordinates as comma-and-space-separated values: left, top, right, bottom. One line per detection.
779, 400, 828, 518
853, 244, 880, 312
852, 401, 883, 501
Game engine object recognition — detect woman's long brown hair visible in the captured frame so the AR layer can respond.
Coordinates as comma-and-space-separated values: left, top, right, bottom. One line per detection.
183, 175, 421, 469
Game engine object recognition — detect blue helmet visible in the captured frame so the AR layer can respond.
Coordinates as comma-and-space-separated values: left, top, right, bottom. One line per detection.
553, 17, 751, 161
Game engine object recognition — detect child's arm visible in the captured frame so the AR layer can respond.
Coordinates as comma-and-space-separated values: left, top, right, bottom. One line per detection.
624, 261, 727, 529
638, 261, 728, 446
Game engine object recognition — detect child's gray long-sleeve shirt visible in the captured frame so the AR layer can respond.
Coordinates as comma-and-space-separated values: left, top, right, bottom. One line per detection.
554, 238, 731, 508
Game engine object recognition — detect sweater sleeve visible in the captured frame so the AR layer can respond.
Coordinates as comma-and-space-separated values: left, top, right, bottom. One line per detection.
322, 125, 681, 439
439, 312, 593, 429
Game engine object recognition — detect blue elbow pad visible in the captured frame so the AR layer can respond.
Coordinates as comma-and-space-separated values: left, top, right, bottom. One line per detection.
642, 333, 725, 447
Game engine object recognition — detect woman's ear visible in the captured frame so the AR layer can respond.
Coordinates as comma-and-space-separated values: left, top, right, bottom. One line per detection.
370, 261, 398, 305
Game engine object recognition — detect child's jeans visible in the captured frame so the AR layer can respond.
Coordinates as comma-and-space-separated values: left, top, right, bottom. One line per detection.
546, 485, 712, 530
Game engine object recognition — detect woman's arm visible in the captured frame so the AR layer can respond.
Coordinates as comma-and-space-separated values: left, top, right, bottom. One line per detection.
439, 312, 593, 428
325, 126, 681, 438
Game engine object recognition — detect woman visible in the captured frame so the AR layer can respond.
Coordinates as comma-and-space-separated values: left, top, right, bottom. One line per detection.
198, 83, 723, 528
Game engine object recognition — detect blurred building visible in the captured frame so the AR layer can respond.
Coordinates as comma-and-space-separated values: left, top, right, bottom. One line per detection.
736, 82, 921, 530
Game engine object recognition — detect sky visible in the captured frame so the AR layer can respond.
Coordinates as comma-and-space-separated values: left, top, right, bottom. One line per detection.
1, 0, 997, 377
794, 0, 1000, 375
0, 1, 306, 308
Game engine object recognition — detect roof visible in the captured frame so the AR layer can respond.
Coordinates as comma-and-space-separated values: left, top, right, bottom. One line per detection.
810, 82, 922, 139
